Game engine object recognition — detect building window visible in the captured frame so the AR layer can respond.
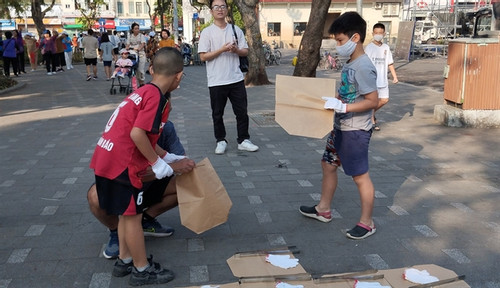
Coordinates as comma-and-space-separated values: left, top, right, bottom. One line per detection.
382, 3, 399, 16
129, 2, 135, 14
117, 2, 123, 15
136, 2, 143, 15
65, 4, 70, 8
293, 22, 307, 36
144, 2, 149, 14
267, 22, 281, 36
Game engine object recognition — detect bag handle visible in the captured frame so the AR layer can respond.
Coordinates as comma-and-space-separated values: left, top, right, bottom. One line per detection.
231, 24, 239, 46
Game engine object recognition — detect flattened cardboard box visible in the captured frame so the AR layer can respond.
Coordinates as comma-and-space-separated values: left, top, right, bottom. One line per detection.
378, 264, 469, 288
226, 253, 307, 278
179, 255, 470, 288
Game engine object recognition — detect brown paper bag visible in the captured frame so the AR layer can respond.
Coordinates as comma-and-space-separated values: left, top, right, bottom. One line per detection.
275, 74, 336, 139
176, 157, 232, 234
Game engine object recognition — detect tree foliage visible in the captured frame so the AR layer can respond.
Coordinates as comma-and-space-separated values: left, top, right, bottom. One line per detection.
292, 0, 330, 77
75, 0, 107, 30
0, 0, 29, 19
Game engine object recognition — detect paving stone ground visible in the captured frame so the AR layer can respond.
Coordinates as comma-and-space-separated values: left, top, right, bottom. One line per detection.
0, 50, 499, 288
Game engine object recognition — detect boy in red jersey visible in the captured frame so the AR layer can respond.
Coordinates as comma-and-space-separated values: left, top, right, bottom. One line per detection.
90, 47, 195, 286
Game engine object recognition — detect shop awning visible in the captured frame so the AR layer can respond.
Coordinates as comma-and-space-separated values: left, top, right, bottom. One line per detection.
93, 19, 115, 30
63, 24, 83, 29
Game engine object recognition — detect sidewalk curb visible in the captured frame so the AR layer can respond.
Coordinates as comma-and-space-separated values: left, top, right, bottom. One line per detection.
0, 81, 26, 96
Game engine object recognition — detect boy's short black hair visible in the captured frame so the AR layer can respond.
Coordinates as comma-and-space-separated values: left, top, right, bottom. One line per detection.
152, 47, 183, 76
328, 11, 367, 43
373, 23, 385, 31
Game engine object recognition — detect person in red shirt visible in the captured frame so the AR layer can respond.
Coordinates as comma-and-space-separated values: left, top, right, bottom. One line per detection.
90, 47, 195, 286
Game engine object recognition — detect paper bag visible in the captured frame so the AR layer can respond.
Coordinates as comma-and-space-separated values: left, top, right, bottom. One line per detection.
275, 74, 336, 139
176, 158, 232, 234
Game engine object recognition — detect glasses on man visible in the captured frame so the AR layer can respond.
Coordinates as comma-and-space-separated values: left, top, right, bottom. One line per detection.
211, 5, 227, 11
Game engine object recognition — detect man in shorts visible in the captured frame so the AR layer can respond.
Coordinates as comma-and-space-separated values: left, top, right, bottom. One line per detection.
82, 29, 99, 81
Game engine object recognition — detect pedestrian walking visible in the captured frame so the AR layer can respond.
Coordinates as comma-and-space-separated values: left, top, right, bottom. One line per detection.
299, 12, 379, 240
2, 31, 19, 77
82, 29, 99, 81
39, 30, 56, 75
13, 29, 26, 74
99, 32, 114, 80
364, 23, 399, 131
61, 31, 74, 70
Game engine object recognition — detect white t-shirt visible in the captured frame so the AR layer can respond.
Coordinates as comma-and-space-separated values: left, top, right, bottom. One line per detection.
198, 23, 248, 87
127, 33, 146, 53
364, 42, 394, 88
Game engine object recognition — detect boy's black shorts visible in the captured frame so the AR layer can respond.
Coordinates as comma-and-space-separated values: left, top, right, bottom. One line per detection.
95, 169, 172, 216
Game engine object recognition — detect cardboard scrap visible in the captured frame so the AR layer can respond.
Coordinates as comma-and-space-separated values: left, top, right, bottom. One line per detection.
226, 253, 307, 278
376, 264, 470, 288
179, 253, 470, 288
275, 74, 335, 139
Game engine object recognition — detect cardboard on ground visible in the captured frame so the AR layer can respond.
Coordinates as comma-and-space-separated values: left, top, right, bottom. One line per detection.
377, 264, 470, 288
226, 253, 307, 278
275, 74, 335, 139
181, 254, 470, 288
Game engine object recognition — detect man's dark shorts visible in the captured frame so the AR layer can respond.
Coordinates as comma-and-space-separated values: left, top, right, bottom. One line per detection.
84, 57, 98, 66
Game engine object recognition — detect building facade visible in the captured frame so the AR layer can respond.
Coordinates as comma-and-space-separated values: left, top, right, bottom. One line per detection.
259, 0, 404, 48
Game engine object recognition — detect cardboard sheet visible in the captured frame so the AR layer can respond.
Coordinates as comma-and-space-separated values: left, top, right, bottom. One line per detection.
275, 74, 335, 139
226, 253, 307, 278
378, 264, 470, 288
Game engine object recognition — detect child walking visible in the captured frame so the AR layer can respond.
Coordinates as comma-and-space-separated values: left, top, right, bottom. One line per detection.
364, 23, 399, 131
111, 49, 133, 78
90, 47, 187, 286
299, 12, 379, 240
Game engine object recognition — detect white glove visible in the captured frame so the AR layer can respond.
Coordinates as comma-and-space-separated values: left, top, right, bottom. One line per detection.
151, 156, 174, 179
162, 153, 186, 164
322, 97, 347, 113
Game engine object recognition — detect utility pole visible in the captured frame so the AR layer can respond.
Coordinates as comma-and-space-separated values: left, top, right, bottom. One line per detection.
357, 0, 363, 15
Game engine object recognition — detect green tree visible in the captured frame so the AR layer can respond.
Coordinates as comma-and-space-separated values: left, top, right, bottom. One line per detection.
0, 0, 29, 19
75, 0, 107, 30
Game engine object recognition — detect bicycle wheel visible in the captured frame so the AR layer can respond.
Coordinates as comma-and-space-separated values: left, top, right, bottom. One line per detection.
265, 51, 271, 65
274, 50, 281, 65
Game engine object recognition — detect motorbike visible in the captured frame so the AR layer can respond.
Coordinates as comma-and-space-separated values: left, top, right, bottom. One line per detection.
181, 43, 192, 66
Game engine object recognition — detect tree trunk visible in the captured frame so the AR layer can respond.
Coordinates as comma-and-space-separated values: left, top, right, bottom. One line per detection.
32, 0, 56, 38
292, 0, 330, 77
234, 0, 271, 86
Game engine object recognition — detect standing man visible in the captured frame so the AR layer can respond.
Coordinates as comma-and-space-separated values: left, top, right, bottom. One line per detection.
364, 23, 398, 131
82, 29, 99, 81
198, 0, 258, 155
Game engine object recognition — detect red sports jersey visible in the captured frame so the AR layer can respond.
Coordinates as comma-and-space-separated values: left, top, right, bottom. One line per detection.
90, 83, 171, 188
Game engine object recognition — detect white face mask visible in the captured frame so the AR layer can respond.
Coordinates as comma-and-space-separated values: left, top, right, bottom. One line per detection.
373, 34, 384, 42
336, 35, 357, 57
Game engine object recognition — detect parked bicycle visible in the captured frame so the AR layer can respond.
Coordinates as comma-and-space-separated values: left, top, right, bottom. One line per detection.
263, 40, 281, 65
318, 50, 343, 71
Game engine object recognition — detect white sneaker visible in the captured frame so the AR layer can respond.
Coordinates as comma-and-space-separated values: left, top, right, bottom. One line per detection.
47, 72, 53, 75
238, 139, 259, 152
215, 141, 227, 155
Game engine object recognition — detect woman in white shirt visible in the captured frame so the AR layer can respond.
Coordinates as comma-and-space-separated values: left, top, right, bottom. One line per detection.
126, 23, 147, 86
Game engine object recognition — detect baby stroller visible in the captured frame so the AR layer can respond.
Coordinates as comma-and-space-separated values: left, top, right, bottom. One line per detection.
109, 49, 139, 95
